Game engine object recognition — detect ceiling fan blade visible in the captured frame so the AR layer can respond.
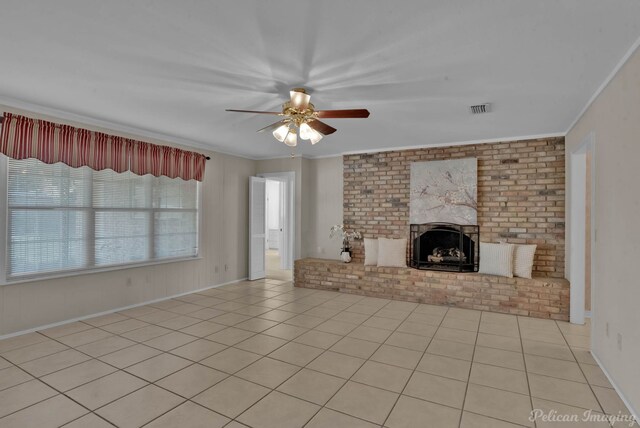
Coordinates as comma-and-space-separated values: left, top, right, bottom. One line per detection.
226, 109, 281, 115
316, 109, 370, 119
308, 119, 337, 135
289, 89, 311, 110
257, 120, 287, 133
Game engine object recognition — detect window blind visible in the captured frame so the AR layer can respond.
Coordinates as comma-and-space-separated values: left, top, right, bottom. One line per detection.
7, 158, 199, 279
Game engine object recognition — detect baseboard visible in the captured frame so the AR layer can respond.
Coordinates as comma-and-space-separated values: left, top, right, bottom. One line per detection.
0, 277, 248, 340
591, 351, 639, 422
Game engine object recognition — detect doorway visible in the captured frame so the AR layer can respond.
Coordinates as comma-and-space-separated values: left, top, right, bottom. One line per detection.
249, 172, 294, 281
569, 133, 595, 325
265, 178, 292, 280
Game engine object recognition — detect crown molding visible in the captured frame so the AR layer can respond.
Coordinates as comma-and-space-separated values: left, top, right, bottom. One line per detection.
255, 132, 567, 161
299, 132, 565, 159
566, 34, 640, 135
0, 97, 570, 162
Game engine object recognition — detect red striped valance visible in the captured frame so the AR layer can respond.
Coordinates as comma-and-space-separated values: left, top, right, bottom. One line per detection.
0, 113, 207, 181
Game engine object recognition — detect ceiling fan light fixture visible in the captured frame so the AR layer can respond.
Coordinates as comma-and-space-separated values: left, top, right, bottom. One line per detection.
300, 122, 323, 144
299, 123, 314, 140
284, 129, 298, 147
272, 124, 290, 142
289, 88, 310, 110
309, 131, 323, 145
226, 87, 369, 148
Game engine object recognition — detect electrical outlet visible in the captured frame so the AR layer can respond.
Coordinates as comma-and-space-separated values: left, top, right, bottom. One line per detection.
606, 322, 609, 337
617, 333, 623, 351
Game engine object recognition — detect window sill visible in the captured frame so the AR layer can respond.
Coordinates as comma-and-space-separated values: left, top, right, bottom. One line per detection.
1, 255, 203, 286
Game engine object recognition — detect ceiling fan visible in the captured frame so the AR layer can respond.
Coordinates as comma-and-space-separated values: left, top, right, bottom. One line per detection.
226, 88, 370, 147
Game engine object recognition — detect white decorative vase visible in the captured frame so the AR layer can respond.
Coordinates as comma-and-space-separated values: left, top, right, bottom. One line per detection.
340, 251, 352, 263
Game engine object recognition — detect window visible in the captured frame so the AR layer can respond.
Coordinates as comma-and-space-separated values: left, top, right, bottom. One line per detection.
4, 158, 199, 280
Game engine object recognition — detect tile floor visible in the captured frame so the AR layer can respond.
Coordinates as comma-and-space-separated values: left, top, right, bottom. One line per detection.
266, 249, 293, 282
0, 279, 633, 428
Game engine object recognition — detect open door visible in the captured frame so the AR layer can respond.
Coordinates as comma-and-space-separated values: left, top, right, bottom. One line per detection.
278, 180, 288, 270
249, 176, 266, 280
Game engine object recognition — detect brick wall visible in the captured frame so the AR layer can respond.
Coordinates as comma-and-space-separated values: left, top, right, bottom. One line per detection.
343, 137, 565, 278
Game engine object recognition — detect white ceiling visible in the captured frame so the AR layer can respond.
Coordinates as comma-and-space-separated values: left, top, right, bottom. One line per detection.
1, 1, 639, 159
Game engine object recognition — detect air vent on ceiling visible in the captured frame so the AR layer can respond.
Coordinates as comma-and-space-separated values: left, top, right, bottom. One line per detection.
469, 103, 491, 114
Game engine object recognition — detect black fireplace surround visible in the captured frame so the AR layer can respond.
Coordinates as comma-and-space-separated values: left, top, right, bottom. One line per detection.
410, 223, 479, 272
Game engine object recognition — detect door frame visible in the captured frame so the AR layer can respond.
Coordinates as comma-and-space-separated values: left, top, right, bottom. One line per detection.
258, 171, 295, 271
569, 132, 596, 325
249, 176, 267, 280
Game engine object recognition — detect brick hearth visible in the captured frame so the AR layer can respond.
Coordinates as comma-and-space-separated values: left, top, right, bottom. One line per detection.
295, 258, 570, 320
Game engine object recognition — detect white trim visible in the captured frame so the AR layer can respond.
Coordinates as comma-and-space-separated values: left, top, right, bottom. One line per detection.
591, 351, 639, 423
1, 158, 201, 285
254, 132, 565, 160
0, 95, 254, 161
0, 277, 247, 340
256, 155, 306, 161
338, 132, 566, 157
248, 176, 267, 280
258, 172, 295, 271
569, 149, 587, 324
566, 35, 640, 134
300, 153, 344, 160
0, 156, 7, 283
3, 96, 568, 162
569, 132, 595, 325
255, 133, 566, 160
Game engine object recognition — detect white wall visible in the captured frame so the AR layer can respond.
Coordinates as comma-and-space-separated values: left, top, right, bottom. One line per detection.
566, 45, 640, 414
0, 105, 255, 335
303, 157, 344, 259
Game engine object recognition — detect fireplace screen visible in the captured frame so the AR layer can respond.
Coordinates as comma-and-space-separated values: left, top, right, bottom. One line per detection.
410, 223, 479, 272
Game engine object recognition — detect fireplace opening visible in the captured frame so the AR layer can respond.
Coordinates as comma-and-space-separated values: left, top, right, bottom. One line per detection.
410, 223, 479, 272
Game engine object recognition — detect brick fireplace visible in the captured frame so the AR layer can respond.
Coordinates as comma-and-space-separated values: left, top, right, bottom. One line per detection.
294, 136, 569, 319
343, 136, 565, 278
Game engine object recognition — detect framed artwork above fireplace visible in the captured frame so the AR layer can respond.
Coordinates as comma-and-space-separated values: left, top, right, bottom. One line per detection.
409, 157, 478, 225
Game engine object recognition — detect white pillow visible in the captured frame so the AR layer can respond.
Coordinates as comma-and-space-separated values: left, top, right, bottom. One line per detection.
479, 242, 515, 277
364, 238, 379, 266
377, 238, 407, 267
513, 244, 537, 279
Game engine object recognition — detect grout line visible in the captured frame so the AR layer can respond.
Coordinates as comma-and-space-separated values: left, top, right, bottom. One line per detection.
0, 282, 291, 423
68, 282, 300, 426
208, 288, 378, 426
517, 312, 538, 428
0, 282, 622, 428
555, 319, 610, 419
379, 306, 446, 428
456, 311, 481, 428
298, 301, 413, 427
